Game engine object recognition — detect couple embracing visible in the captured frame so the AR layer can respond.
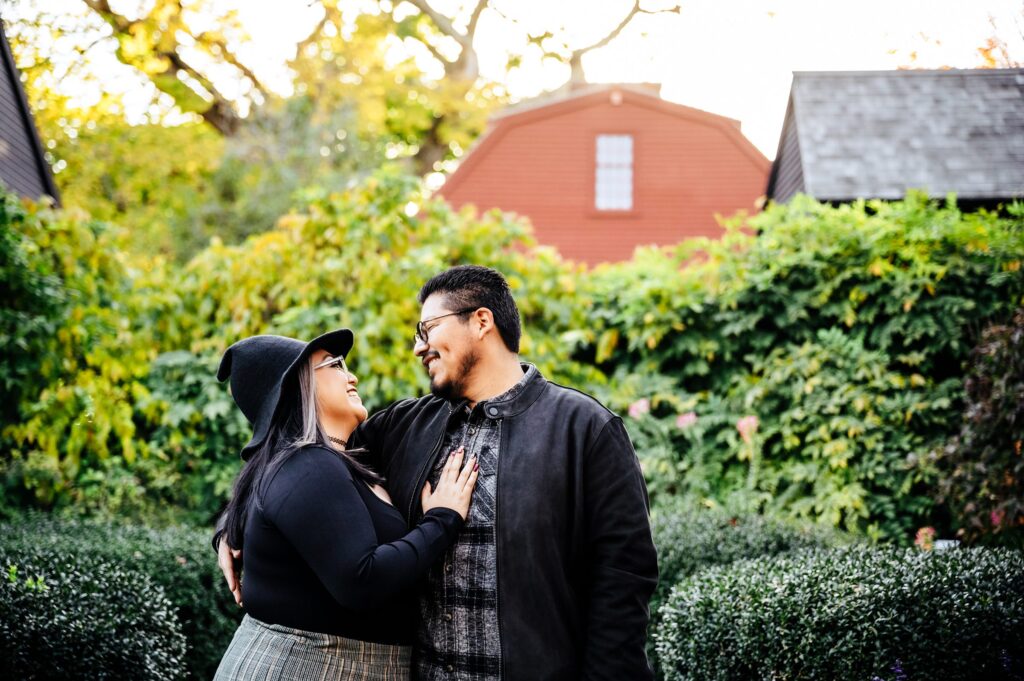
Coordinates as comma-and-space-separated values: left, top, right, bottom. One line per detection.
212, 265, 658, 680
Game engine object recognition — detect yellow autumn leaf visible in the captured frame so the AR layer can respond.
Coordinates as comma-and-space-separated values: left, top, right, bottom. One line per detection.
595, 329, 619, 363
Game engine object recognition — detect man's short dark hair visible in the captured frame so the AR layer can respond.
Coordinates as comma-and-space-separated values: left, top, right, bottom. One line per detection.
418, 265, 522, 353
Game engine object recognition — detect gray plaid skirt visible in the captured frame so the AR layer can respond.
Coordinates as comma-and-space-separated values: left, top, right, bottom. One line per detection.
214, 615, 411, 681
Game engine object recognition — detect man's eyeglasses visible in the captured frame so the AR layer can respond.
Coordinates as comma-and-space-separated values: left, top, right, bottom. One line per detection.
414, 308, 477, 346
313, 355, 349, 374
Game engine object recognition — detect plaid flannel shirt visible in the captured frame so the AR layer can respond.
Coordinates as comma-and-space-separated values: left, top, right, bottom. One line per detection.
414, 367, 535, 681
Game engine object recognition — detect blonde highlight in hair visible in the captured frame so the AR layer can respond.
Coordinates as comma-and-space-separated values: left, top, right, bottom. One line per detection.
290, 359, 323, 448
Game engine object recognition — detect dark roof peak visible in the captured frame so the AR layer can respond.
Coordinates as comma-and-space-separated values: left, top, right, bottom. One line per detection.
793, 67, 1024, 79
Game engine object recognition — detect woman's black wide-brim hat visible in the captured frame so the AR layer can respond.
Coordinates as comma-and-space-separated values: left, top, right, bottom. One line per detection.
216, 329, 353, 461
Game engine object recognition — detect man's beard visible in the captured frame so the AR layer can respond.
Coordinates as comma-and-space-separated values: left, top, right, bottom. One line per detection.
429, 348, 480, 402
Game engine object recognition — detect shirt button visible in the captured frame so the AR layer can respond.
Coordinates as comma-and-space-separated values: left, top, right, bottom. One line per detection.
444, 612, 453, 621
446, 664, 455, 672
487, 407, 498, 416
444, 563, 452, 573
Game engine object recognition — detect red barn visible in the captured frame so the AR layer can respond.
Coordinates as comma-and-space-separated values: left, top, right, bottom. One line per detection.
439, 84, 770, 265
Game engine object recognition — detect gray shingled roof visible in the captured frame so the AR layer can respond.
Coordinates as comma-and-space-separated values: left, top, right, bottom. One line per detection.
767, 69, 1024, 203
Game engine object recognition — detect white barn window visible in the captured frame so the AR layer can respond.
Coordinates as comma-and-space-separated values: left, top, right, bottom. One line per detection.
595, 134, 633, 211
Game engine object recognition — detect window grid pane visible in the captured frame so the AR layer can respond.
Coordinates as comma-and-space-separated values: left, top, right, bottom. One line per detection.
595, 134, 633, 210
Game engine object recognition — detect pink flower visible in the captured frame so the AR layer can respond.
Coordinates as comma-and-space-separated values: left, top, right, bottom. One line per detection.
628, 398, 650, 419
991, 509, 1006, 528
914, 526, 936, 551
736, 415, 759, 444
676, 411, 698, 429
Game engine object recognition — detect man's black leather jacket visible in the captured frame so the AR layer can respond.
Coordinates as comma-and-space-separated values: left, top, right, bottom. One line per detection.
350, 366, 658, 681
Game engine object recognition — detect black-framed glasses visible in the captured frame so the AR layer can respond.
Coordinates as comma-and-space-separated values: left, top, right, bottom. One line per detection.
313, 355, 349, 374
414, 307, 477, 346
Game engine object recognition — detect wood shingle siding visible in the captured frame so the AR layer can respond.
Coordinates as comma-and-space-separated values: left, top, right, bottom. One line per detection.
0, 19, 59, 203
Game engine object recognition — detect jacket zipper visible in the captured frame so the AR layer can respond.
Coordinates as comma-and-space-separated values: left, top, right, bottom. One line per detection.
495, 417, 506, 681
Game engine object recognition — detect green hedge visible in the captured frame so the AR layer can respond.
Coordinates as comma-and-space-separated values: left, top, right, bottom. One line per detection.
649, 504, 847, 622
1, 547, 186, 680
648, 505, 848, 678
1, 514, 240, 680
654, 546, 1024, 680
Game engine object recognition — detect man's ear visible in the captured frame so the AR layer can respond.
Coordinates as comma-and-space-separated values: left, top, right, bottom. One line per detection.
474, 308, 495, 339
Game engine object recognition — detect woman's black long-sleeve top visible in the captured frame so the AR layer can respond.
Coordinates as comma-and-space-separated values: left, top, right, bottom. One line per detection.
239, 445, 463, 644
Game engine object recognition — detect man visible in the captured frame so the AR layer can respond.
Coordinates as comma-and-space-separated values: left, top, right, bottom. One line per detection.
217, 265, 658, 680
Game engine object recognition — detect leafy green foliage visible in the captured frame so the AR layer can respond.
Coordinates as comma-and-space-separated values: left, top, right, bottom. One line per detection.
596, 195, 1024, 540
0, 192, 65, 435
1, 544, 187, 680
0, 189, 185, 516
138, 351, 251, 524
743, 329, 959, 539
52, 120, 226, 258
933, 308, 1024, 547
1, 513, 241, 680
1, 181, 1022, 542
171, 169, 601, 412
0, 172, 601, 518
654, 546, 1024, 681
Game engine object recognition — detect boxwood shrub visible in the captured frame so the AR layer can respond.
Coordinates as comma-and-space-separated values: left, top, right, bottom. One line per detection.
1, 514, 240, 680
655, 546, 1024, 681
1, 547, 186, 680
650, 504, 848, 620
648, 505, 849, 677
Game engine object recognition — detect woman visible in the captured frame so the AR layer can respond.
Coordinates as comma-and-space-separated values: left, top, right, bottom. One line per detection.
213, 329, 478, 680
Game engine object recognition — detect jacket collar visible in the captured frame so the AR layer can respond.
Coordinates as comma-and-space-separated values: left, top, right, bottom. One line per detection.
447, 363, 547, 420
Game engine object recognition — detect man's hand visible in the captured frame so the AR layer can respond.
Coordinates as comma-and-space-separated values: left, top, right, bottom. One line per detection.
217, 537, 243, 607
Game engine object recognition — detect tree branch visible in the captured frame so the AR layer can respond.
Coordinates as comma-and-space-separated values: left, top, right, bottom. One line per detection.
567, 1, 680, 83
80, 0, 131, 32
403, 0, 470, 49
465, 0, 488, 42
196, 31, 271, 98
383, 1, 455, 68
295, 7, 332, 59
573, 1, 680, 58
80, 0, 245, 134
419, 35, 452, 66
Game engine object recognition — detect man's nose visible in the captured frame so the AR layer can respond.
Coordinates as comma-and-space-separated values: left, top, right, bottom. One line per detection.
413, 338, 428, 356
347, 371, 359, 386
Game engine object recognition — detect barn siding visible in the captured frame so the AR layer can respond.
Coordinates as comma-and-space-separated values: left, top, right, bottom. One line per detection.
440, 90, 769, 265
770, 100, 805, 202
0, 20, 57, 201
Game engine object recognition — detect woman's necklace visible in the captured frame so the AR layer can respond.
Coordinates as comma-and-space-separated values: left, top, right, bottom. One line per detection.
327, 435, 348, 448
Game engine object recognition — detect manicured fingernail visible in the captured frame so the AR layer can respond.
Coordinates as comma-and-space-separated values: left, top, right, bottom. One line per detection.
473, 462, 479, 471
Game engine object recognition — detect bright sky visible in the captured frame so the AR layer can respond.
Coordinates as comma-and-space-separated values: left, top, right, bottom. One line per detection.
13, 0, 1024, 159
236, 0, 1024, 159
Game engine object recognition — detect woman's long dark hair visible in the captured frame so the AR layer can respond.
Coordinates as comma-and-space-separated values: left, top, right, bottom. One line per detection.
221, 359, 383, 551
